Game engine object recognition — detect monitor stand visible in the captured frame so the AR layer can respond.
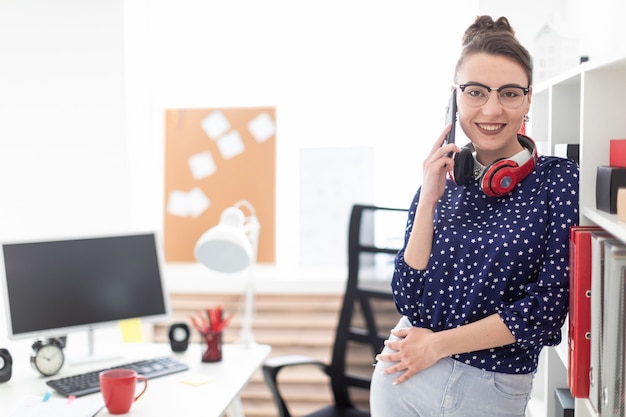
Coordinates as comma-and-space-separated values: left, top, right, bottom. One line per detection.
66, 328, 124, 366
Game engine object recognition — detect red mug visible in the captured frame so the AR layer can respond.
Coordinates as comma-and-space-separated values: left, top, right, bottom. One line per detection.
99, 369, 148, 414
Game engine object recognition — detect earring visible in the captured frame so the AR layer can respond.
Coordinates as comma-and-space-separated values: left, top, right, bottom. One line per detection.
523, 114, 530, 123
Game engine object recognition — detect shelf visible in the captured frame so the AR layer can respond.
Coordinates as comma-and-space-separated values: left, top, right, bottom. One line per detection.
574, 397, 597, 417
581, 206, 626, 242
530, 52, 626, 417
583, 54, 626, 74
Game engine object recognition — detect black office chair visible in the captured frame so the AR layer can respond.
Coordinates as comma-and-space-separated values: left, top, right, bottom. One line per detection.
262, 204, 408, 417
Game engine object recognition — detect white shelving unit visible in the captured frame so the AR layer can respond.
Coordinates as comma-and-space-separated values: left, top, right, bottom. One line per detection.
528, 54, 626, 417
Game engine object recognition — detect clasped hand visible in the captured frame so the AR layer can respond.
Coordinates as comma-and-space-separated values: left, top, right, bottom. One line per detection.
376, 326, 444, 385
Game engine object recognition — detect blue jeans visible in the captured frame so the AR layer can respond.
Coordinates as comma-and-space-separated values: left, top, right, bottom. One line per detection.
370, 316, 534, 417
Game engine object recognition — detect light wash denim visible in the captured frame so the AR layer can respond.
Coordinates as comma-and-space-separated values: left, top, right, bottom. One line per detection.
370, 316, 534, 417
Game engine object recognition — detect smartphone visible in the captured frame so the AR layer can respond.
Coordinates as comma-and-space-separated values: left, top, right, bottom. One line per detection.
444, 90, 457, 146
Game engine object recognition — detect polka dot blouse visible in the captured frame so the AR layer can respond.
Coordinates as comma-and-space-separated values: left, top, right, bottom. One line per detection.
392, 155, 579, 374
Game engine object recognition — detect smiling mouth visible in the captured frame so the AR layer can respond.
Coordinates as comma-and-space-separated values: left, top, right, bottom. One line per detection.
477, 123, 505, 132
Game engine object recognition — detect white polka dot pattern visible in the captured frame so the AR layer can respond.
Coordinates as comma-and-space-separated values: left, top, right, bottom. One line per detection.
392, 156, 579, 374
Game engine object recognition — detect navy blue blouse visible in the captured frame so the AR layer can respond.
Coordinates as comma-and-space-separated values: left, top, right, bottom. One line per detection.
392, 155, 579, 374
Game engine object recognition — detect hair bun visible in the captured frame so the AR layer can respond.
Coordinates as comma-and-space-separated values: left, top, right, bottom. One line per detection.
462, 16, 515, 46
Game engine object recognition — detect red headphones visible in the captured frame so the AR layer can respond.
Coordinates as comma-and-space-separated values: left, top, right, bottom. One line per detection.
451, 135, 538, 197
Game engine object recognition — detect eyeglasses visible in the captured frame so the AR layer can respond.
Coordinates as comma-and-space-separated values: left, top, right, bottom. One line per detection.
453, 82, 530, 109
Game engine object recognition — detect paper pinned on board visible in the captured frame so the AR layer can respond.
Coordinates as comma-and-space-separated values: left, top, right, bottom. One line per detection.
201, 111, 230, 140
216, 130, 245, 159
167, 187, 210, 218
188, 151, 217, 180
248, 112, 275, 143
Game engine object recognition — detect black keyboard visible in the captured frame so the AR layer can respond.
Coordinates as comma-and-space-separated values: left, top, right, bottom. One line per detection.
46, 356, 189, 397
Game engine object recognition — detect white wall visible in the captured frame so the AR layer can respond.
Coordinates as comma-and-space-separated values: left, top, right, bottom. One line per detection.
0, 0, 130, 241
0, 0, 129, 348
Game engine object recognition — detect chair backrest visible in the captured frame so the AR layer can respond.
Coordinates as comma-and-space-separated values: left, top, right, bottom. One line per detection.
328, 204, 408, 410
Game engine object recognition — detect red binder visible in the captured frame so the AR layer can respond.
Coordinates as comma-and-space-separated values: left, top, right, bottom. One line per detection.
568, 226, 603, 398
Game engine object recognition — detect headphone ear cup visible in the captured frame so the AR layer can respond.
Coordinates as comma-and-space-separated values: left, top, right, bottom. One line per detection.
452, 147, 475, 186
480, 159, 519, 197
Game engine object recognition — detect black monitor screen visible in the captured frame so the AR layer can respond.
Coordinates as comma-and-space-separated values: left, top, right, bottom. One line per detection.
1, 232, 169, 339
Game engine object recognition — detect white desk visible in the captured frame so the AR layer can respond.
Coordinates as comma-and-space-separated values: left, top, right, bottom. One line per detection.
0, 342, 271, 417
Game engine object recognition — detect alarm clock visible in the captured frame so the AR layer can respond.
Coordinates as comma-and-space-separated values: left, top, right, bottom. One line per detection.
168, 323, 190, 352
0, 348, 12, 383
31, 338, 65, 376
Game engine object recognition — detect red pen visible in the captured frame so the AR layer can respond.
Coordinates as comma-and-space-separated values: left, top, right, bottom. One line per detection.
207, 308, 215, 331
190, 313, 207, 333
215, 313, 232, 332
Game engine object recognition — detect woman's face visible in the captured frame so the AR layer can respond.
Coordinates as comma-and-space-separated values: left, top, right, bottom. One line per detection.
455, 52, 532, 163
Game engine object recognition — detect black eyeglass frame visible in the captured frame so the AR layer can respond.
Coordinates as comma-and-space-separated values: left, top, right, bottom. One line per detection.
452, 82, 531, 108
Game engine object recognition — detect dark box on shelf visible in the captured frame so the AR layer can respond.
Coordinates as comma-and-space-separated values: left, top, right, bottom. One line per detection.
610, 139, 626, 168
596, 166, 626, 214
555, 388, 574, 417
554, 143, 580, 164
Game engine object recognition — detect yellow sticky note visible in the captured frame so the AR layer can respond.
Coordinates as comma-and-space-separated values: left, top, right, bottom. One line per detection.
180, 374, 215, 386
118, 318, 144, 343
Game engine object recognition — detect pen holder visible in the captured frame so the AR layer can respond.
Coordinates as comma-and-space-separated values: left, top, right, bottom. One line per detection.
201, 331, 223, 362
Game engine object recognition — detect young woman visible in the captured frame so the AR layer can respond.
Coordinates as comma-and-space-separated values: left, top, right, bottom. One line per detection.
370, 16, 579, 417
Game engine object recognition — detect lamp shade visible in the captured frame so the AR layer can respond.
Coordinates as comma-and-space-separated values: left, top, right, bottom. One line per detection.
194, 206, 253, 273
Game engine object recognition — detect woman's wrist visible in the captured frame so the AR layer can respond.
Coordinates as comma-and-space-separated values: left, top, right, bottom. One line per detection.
430, 329, 454, 359
416, 199, 438, 214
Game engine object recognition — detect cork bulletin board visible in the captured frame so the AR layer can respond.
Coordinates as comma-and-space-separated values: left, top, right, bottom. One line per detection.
164, 107, 276, 263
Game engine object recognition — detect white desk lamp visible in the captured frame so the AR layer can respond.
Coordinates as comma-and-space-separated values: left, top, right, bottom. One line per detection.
194, 200, 260, 347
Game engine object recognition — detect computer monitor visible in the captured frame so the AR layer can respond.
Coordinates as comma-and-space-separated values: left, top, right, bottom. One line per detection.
0, 232, 170, 357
